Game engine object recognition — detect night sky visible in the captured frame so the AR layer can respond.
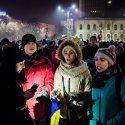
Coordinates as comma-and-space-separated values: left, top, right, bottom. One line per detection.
0, 0, 125, 25
0, 0, 78, 24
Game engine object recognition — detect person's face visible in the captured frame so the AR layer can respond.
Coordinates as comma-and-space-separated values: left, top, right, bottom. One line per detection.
24, 42, 37, 56
16, 60, 25, 74
63, 48, 76, 65
90, 39, 97, 45
95, 56, 110, 73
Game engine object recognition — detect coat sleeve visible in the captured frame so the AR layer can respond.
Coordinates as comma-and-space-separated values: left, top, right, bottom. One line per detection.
53, 68, 61, 91
42, 62, 54, 94
107, 77, 125, 125
83, 70, 92, 93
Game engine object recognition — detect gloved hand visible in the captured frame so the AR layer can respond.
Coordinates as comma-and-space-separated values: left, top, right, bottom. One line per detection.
36, 89, 49, 103
50, 89, 60, 100
50, 89, 65, 108
69, 92, 82, 102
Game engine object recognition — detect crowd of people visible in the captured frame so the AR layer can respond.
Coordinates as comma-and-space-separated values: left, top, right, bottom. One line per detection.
0, 34, 125, 125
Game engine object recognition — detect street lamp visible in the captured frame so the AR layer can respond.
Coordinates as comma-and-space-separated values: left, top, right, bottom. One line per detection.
57, 4, 79, 37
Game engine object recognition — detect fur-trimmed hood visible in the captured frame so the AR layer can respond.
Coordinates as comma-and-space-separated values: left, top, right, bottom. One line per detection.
56, 40, 82, 62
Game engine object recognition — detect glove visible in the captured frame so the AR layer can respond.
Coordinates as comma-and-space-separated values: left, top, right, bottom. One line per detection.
36, 89, 49, 103
69, 92, 82, 102
50, 89, 65, 108
50, 89, 61, 100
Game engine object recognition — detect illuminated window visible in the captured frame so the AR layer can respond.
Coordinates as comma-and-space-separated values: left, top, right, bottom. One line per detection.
114, 24, 117, 30
120, 24, 123, 30
87, 24, 90, 30
93, 34, 96, 37
80, 24, 83, 30
87, 34, 90, 40
114, 34, 117, 40
99, 24, 102, 28
107, 34, 110, 41
79, 34, 83, 39
120, 34, 123, 40
107, 24, 110, 30
93, 24, 96, 30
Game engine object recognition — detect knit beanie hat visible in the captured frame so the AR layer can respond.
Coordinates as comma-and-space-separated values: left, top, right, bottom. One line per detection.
22, 34, 37, 47
3, 47, 25, 64
95, 45, 116, 66
90, 36, 97, 41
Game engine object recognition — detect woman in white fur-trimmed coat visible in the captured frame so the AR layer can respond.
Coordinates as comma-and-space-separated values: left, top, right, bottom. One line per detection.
51, 40, 92, 125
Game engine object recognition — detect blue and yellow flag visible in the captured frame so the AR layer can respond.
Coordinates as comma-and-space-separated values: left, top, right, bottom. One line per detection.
50, 99, 60, 125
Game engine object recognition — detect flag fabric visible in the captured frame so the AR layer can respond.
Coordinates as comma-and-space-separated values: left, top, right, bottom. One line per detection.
50, 99, 60, 125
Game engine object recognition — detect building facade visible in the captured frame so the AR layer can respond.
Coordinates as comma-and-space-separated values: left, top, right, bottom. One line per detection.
75, 18, 125, 41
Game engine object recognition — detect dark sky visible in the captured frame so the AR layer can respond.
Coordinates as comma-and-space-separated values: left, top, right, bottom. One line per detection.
0, 0, 125, 25
0, 0, 78, 24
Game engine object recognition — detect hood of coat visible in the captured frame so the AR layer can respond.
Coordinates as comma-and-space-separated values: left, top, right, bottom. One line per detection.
56, 40, 82, 62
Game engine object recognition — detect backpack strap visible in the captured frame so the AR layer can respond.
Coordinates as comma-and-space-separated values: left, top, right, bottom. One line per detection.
115, 74, 123, 107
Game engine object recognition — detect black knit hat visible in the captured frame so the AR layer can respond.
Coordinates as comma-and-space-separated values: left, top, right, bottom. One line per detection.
3, 47, 25, 64
90, 36, 97, 41
21, 34, 37, 47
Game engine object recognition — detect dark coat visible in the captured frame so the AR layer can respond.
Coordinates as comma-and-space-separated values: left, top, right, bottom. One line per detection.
82, 45, 98, 61
0, 61, 34, 125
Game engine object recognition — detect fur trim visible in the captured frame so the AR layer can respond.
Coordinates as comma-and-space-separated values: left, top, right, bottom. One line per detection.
56, 40, 82, 61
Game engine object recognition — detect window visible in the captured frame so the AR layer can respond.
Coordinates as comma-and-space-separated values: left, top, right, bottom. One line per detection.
87, 34, 90, 40
120, 34, 123, 41
87, 24, 90, 30
99, 24, 102, 28
120, 24, 123, 30
80, 24, 83, 30
114, 34, 117, 40
114, 24, 117, 30
93, 24, 96, 30
107, 34, 110, 41
79, 34, 83, 39
93, 34, 96, 37
107, 24, 110, 30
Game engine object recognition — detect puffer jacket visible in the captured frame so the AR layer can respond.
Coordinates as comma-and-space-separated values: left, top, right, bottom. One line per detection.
22, 55, 54, 119
90, 75, 125, 125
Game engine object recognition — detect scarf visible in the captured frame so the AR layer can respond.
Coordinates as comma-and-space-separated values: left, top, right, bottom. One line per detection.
25, 51, 41, 68
92, 64, 122, 88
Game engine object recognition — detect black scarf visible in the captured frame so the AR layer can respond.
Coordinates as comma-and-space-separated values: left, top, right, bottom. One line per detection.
92, 64, 121, 88
25, 51, 41, 68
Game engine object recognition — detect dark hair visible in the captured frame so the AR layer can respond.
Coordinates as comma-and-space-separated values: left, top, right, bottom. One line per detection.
90, 36, 97, 41
0, 60, 25, 85
0, 47, 26, 84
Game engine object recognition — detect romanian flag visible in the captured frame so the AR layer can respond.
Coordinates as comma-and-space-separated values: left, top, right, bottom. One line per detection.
50, 99, 60, 125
